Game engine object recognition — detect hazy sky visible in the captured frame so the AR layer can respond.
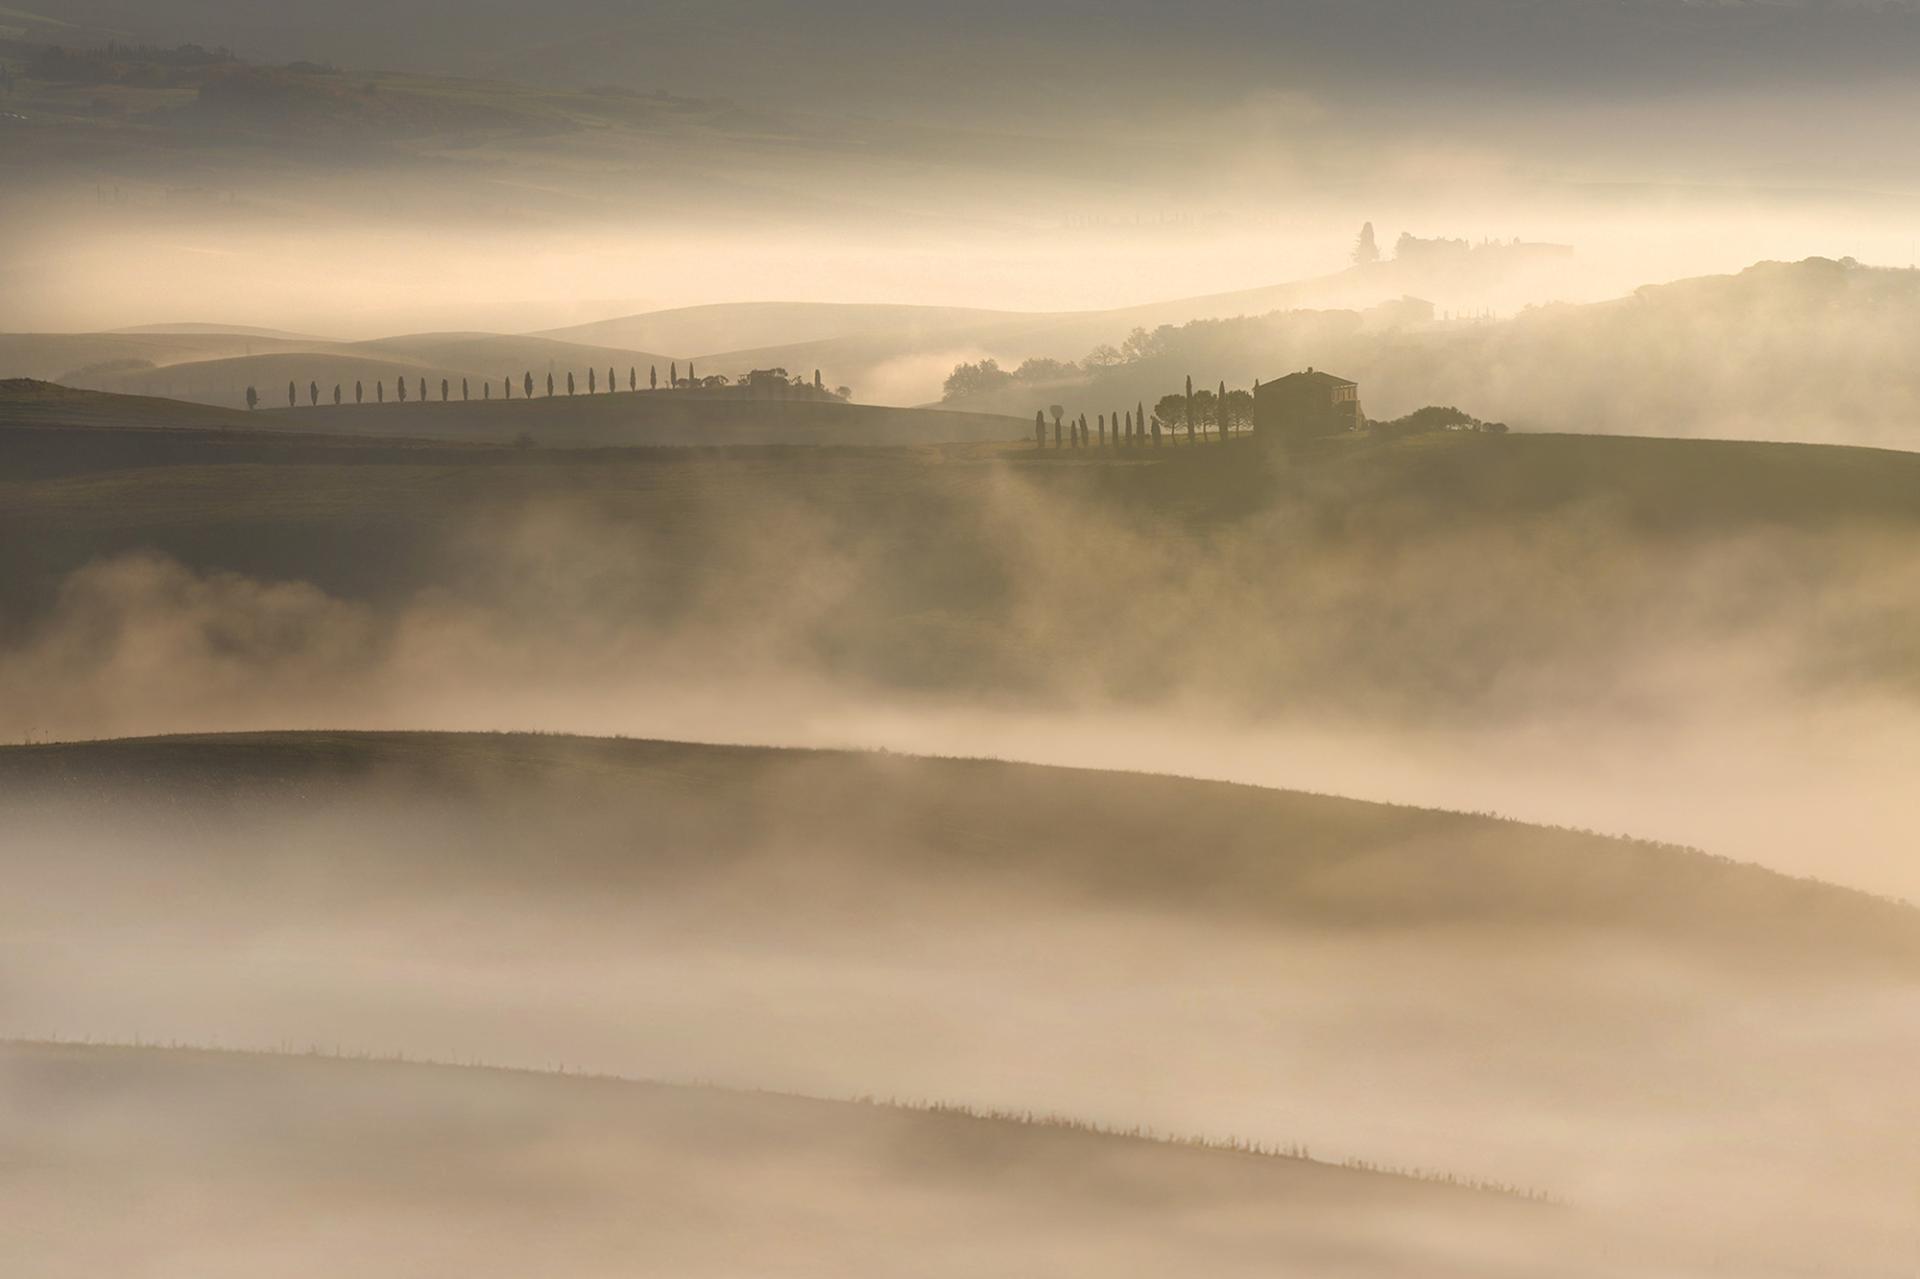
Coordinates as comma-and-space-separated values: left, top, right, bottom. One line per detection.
6, 0, 1920, 329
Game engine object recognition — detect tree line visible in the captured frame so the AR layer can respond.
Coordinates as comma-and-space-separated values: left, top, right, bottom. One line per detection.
1032, 376, 1252, 450
244, 364, 847, 410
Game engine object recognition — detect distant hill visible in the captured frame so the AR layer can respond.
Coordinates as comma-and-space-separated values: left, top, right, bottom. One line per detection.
110, 322, 330, 340
0, 378, 255, 431
941, 258, 1920, 449
6, 334, 686, 411
268, 389, 1028, 447
539, 301, 1034, 363
0, 1039, 1559, 1279
544, 250, 1568, 408
0, 377, 1027, 450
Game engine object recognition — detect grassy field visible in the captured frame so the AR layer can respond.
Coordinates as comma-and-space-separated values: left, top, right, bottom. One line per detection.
6, 403, 1920, 709
4, 731, 1917, 1275
0, 1039, 1563, 1279
6, 729, 1914, 964
0, 378, 1029, 447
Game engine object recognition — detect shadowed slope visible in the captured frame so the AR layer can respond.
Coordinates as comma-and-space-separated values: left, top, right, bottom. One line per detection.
6, 731, 1915, 969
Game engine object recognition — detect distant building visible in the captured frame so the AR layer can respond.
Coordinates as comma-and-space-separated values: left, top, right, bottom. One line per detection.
1253, 369, 1362, 440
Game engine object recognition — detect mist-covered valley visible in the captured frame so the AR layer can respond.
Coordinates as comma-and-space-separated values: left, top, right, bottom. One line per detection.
6, 3, 1920, 1276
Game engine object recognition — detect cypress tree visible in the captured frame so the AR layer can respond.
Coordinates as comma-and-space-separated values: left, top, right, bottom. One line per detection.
567, 372, 576, 396
420, 377, 427, 403
525, 372, 534, 399
377, 382, 385, 403
1185, 375, 1195, 443
670, 362, 678, 387
442, 378, 450, 402
1035, 410, 1046, 448
484, 382, 491, 400
462, 377, 469, 401
308, 381, 318, 406
1054, 415, 1062, 449
287, 381, 296, 408
607, 367, 615, 394
356, 381, 364, 404
629, 367, 637, 392
650, 365, 657, 391
588, 368, 596, 394
1098, 414, 1106, 447
397, 378, 407, 403
1137, 401, 1147, 446
332, 385, 341, 406
246, 385, 258, 410
1219, 381, 1229, 440
546, 372, 555, 397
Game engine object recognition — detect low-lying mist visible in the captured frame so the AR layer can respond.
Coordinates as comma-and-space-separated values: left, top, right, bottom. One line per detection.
4, 442, 1919, 899
4, 735, 1916, 1276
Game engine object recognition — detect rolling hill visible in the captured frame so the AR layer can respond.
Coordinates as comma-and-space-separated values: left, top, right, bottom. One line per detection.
269, 389, 1028, 447
0, 377, 1028, 450
538, 247, 1572, 408
0, 1039, 1562, 1279
1, 333, 687, 411
3, 731, 1917, 1275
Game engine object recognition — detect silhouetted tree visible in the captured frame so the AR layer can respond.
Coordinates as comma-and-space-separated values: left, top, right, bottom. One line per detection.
419, 377, 427, 402
441, 378, 450, 402
1219, 381, 1229, 439
814, 368, 823, 391
377, 382, 384, 403
688, 360, 696, 385
650, 365, 658, 391
461, 377, 469, 401
1054, 414, 1062, 448
332, 385, 341, 406
670, 362, 678, 388
1137, 401, 1147, 447
287, 381, 296, 408
629, 367, 636, 392
355, 380, 364, 404
245, 385, 258, 410
1353, 221, 1380, 266
588, 368, 596, 394
484, 382, 491, 400
1185, 375, 1195, 443
546, 372, 555, 397
308, 381, 318, 406
1098, 414, 1106, 447
1049, 404, 1064, 440
1035, 410, 1046, 448
568, 371, 576, 396
607, 367, 615, 394
396, 377, 407, 403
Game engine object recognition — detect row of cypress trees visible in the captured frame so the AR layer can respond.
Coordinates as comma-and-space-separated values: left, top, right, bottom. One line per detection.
1033, 377, 1244, 450
243, 360, 774, 409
